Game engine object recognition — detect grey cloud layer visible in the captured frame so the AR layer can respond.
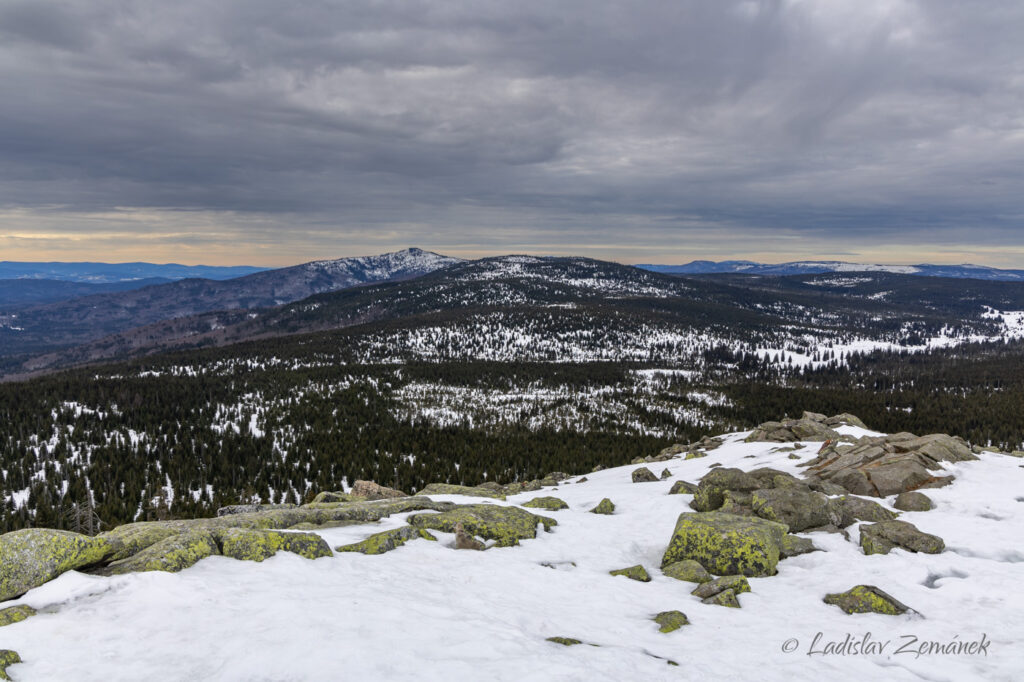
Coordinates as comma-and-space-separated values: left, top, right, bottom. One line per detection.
1, 0, 1022, 253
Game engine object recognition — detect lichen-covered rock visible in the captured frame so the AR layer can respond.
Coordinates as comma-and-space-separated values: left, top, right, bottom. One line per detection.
824, 413, 868, 429
609, 564, 651, 582
0, 528, 111, 602
860, 520, 944, 556
684, 451, 708, 460
216, 504, 296, 517
660, 468, 673, 479
454, 522, 485, 550
691, 575, 750, 599
893, 491, 933, 512
213, 528, 331, 562
336, 526, 438, 555
750, 488, 839, 532
662, 559, 712, 584
824, 585, 910, 615
701, 588, 741, 608
661, 512, 787, 577
546, 637, 583, 646
780, 535, 818, 558
632, 467, 658, 483
95, 523, 185, 563
0, 605, 35, 628
0, 650, 21, 681
350, 480, 408, 500
831, 496, 898, 527
104, 529, 220, 575
668, 480, 698, 495
418, 483, 506, 500
589, 498, 615, 515
408, 504, 555, 547
310, 491, 364, 504
690, 468, 762, 512
746, 418, 841, 443
654, 610, 690, 633
521, 496, 569, 511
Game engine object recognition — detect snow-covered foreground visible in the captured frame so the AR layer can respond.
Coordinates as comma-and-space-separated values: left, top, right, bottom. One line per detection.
4, 428, 1023, 681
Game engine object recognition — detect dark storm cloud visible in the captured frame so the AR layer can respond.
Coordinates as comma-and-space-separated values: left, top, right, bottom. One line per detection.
1, 0, 1022, 261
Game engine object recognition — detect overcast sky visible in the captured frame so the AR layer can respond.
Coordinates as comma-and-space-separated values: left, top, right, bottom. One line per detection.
1, 0, 1022, 266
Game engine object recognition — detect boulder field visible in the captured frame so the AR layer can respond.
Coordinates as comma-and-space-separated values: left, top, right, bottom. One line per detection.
1, 414, 1019, 680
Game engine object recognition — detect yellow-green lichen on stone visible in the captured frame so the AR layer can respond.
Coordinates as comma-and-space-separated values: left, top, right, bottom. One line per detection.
418, 484, 506, 500
0, 650, 21, 681
96, 523, 185, 563
0, 528, 111, 602
335, 526, 438, 555
0, 605, 36, 628
589, 498, 615, 515
609, 564, 651, 582
661, 511, 788, 577
662, 559, 712, 583
654, 610, 690, 633
521, 497, 569, 511
407, 504, 555, 547
824, 585, 910, 615
701, 588, 741, 608
213, 528, 332, 562
691, 575, 750, 599
103, 529, 220, 575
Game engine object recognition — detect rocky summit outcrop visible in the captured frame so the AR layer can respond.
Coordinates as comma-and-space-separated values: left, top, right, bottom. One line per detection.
0, 529, 111, 602
661, 512, 788, 577
0, 496, 454, 602
801, 432, 976, 497
860, 520, 945, 556
408, 504, 556, 547
824, 585, 910, 615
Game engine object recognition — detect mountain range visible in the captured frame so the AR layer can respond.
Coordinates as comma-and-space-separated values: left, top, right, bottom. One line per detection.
637, 260, 1024, 280
0, 261, 269, 283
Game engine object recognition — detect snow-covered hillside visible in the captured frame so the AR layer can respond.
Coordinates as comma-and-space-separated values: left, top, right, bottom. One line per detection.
3, 424, 1021, 681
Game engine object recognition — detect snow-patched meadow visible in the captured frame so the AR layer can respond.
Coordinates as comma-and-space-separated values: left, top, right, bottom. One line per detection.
3, 427, 1023, 681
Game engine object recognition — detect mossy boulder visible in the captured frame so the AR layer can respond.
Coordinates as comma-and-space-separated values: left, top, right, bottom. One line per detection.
418, 483, 506, 500
0, 528, 111, 602
691, 575, 750, 599
632, 467, 658, 483
662, 559, 712, 583
824, 585, 910, 615
668, 480, 698, 495
701, 588, 741, 608
750, 487, 839, 532
0, 650, 21, 681
95, 523, 185, 563
336, 526, 438, 555
609, 565, 651, 582
780, 535, 818, 558
690, 468, 761, 512
661, 511, 787, 577
104, 529, 220, 575
893, 491, 933, 512
831, 496, 898, 527
860, 520, 944, 556
213, 528, 331, 561
589, 498, 615, 515
0, 605, 35, 628
408, 504, 555, 547
654, 610, 690, 633
522, 496, 569, 511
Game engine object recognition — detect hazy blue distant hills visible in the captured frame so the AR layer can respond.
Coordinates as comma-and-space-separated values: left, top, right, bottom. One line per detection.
637, 260, 1024, 281
0, 261, 270, 283
0, 278, 173, 307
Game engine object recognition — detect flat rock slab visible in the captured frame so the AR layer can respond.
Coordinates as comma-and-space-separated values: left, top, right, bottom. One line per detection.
824, 585, 910, 615
860, 520, 945, 556
408, 504, 556, 547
